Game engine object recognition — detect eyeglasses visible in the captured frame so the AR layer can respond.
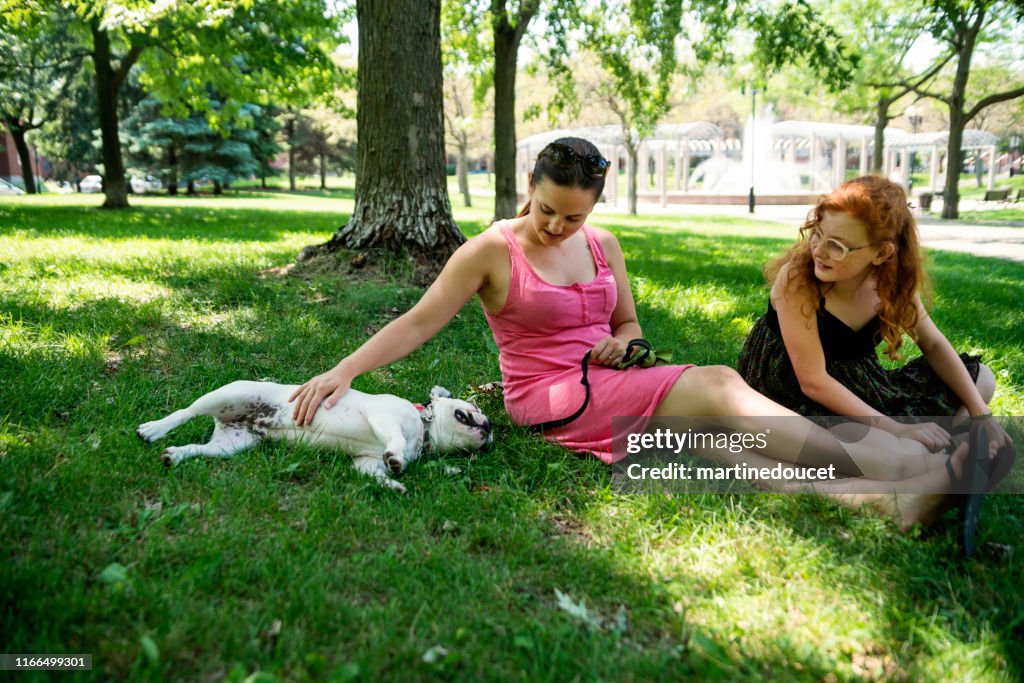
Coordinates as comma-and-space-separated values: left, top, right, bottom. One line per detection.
808, 228, 872, 261
537, 143, 611, 178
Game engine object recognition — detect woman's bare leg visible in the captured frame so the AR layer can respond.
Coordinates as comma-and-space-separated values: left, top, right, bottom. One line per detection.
689, 434, 969, 532
955, 362, 995, 417
654, 366, 936, 480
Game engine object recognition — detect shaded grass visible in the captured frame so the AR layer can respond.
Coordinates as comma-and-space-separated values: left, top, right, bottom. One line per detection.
1, 192, 1023, 682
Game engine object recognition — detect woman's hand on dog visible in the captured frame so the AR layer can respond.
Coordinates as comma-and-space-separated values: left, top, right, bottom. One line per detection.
289, 366, 353, 426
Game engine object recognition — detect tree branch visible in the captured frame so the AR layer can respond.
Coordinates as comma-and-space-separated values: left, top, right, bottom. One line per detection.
514, 0, 540, 42
0, 50, 91, 70
967, 85, 1024, 123
114, 39, 146, 89
868, 51, 953, 92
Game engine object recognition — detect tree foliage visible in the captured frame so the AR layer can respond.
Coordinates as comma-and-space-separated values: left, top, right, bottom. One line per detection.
1, 0, 345, 207
562, 0, 857, 214
0, 8, 86, 192
904, 0, 1024, 217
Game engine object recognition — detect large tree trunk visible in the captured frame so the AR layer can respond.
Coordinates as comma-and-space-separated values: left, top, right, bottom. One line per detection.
940, 8, 984, 220
941, 112, 966, 220
92, 25, 129, 209
8, 126, 37, 194
872, 98, 889, 175
309, 0, 463, 274
491, 1, 539, 221
493, 27, 519, 220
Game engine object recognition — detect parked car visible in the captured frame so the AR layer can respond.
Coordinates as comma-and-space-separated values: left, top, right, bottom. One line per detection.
79, 175, 103, 193
0, 177, 25, 195
130, 175, 162, 194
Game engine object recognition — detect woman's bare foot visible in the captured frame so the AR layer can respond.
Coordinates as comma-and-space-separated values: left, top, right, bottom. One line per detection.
780, 441, 970, 532
866, 441, 969, 532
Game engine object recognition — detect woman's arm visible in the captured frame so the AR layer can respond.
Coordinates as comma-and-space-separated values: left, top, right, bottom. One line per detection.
772, 267, 949, 446
289, 234, 499, 425
591, 229, 642, 365
912, 296, 989, 416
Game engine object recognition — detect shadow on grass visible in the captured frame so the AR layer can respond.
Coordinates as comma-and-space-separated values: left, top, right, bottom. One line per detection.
228, 184, 357, 201
3, 202, 1024, 679
0, 202, 346, 243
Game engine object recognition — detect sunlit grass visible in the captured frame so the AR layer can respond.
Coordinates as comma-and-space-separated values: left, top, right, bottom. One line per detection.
1, 187, 1022, 681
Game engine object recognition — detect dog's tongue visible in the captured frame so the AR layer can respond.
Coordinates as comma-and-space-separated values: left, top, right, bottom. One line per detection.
413, 403, 426, 412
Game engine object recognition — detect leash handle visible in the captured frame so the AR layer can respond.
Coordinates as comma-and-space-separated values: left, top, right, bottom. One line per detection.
618, 338, 653, 368
526, 339, 653, 434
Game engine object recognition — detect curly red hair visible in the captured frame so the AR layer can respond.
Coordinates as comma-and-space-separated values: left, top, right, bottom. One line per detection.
765, 175, 931, 360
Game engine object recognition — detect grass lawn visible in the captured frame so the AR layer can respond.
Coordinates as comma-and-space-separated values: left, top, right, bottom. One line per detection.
2, 187, 1023, 682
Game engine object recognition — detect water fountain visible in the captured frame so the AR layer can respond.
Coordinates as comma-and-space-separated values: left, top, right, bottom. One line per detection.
690, 107, 830, 198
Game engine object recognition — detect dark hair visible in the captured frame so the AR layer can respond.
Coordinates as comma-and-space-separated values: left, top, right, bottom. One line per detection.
517, 136, 607, 217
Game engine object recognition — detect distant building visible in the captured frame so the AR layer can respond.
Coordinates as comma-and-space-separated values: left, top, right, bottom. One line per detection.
0, 129, 46, 187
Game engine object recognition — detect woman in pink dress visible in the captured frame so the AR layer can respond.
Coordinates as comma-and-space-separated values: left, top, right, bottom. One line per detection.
289, 136, 979, 532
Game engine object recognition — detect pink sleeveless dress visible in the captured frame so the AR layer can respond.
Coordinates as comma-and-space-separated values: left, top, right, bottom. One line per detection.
483, 221, 693, 463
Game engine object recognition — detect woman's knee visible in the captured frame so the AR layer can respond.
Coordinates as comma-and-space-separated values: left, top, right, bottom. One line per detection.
656, 365, 743, 416
976, 363, 996, 403
694, 365, 749, 409
707, 365, 746, 390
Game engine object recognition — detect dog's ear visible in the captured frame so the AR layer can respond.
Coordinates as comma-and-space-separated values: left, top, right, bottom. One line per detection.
430, 386, 452, 399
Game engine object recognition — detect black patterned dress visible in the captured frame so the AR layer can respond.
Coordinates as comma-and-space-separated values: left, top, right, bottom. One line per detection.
738, 298, 980, 417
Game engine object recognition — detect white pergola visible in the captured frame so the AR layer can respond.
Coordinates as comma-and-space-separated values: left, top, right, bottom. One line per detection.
883, 129, 1000, 192
517, 121, 1003, 203
771, 120, 886, 190
517, 122, 726, 207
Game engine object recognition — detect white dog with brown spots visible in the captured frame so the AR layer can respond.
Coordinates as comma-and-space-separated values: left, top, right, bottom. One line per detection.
137, 382, 492, 492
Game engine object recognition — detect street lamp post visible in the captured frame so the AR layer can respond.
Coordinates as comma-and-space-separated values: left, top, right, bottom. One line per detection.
906, 104, 922, 133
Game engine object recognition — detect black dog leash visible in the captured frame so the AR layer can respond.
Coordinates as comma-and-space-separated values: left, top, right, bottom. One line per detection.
527, 339, 659, 434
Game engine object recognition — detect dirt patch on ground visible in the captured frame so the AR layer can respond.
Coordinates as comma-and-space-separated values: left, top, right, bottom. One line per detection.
260, 245, 443, 287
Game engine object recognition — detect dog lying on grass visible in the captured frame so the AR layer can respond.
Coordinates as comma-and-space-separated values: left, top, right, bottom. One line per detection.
138, 382, 492, 492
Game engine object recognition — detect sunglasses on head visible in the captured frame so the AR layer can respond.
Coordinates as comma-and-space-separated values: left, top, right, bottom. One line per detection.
537, 143, 610, 178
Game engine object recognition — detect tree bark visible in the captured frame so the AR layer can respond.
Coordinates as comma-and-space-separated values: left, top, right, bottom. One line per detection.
457, 140, 471, 207
310, 0, 463, 273
493, 26, 519, 220
872, 97, 891, 175
287, 116, 297, 191
8, 126, 37, 194
91, 25, 130, 208
491, 0, 539, 221
940, 8, 984, 220
320, 151, 327, 190
167, 144, 178, 196
626, 143, 638, 215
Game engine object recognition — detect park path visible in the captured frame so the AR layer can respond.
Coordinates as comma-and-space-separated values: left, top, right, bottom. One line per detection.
599, 198, 1024, 263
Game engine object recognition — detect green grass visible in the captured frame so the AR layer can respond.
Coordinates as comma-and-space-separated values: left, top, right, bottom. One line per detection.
2, 188, 1023, 682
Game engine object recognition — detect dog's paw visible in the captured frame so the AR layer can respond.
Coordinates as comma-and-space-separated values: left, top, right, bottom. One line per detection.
385, 451, 405, 474
380, 477, 407, 494
137, 420, 167, 442
161, 447, 181, 468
